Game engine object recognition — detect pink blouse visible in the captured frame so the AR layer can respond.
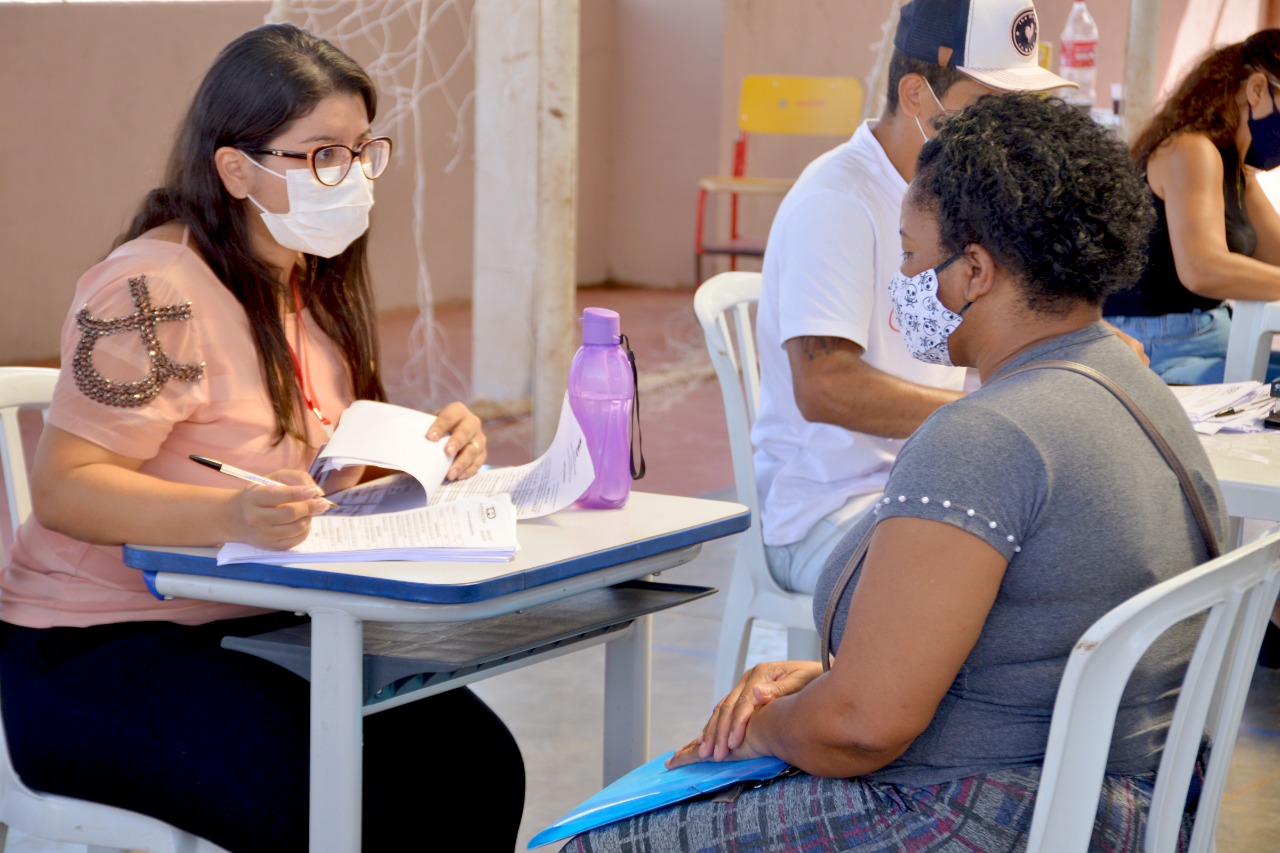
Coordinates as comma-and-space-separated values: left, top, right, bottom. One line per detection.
0, 236, 354, 628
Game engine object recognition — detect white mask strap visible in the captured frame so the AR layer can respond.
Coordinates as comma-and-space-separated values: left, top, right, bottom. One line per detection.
241, 151, 287, 180
915, 78, 951, 143
915, 115, 930, 143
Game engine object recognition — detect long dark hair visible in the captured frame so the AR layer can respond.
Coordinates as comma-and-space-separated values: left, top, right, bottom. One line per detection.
119, 22, 387, 445
1131, 29, 1280, 170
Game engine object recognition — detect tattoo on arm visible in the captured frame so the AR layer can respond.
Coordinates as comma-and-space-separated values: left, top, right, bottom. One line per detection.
798, 336, 846, 361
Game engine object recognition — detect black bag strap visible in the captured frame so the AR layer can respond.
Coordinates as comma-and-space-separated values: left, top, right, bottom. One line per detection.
819, 359, 1220, 671
997, 361, 1220, 559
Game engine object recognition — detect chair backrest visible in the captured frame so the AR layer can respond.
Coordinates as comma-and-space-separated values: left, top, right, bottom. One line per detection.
693, 272, 763, 516
0, 366, 234, 851
0, 367, 58, 551
1222, 299, 1280, 382
736, 75, 863, 138
1025, 527, 1280, 853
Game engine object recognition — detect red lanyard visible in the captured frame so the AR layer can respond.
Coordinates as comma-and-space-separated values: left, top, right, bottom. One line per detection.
288, 273, 332, 432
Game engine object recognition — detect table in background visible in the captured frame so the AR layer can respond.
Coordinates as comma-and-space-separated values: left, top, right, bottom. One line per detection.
1202, 430, 1280, 542
123, 492, 749, 852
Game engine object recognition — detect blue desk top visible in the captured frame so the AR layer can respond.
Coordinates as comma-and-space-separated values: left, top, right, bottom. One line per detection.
124, 492, 750, 605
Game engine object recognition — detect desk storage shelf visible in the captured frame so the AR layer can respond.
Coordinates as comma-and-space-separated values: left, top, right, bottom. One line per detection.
220, 580, 715, 703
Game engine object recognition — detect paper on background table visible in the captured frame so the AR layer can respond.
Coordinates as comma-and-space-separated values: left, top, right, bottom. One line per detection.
216, 494, 518, 565
528, 750, 791, 848
1170, 381, 1275, 435
315, 396, 594, 520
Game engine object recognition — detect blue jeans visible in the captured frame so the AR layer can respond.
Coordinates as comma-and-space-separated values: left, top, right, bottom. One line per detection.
1105, 306, 1280, 385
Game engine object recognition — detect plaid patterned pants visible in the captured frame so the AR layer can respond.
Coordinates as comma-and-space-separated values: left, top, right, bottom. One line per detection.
561, 764, 1191, 853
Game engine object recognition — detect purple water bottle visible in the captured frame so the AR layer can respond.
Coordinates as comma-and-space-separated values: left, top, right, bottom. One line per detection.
570, 308, 635, 509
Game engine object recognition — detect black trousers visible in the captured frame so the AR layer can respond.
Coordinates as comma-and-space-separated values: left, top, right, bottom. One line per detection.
0, 613, 524, 852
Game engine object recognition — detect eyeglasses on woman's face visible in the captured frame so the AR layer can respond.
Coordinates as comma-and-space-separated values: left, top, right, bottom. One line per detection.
240, 136, 393, 186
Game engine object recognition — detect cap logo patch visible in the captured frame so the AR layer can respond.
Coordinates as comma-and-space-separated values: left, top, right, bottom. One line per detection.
1012, 9, 1037, 57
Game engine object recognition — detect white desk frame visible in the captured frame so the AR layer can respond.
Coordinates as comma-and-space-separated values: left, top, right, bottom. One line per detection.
125, 492, 748, 853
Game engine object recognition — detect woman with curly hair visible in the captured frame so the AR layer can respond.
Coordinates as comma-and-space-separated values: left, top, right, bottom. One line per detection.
564, 93, 1224, 852
1104, 29, 1280, 384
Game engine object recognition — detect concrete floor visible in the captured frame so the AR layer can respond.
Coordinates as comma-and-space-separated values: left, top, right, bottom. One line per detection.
4, 285, 1279, 851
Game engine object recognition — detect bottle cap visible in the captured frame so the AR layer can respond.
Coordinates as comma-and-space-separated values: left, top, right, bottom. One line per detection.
580, 307, 621, 345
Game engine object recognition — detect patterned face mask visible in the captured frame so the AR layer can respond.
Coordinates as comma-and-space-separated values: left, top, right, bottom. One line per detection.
889, 251, 970, 367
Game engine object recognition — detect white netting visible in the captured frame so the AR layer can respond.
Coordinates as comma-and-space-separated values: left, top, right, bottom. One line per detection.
266, 0, 475, 409
863, 0, 909, 122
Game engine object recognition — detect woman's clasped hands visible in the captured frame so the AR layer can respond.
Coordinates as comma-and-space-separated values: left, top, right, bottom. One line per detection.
666, 659, 824, 769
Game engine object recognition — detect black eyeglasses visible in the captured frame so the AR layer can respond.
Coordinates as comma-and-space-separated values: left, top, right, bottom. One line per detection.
241, 136, 393, 186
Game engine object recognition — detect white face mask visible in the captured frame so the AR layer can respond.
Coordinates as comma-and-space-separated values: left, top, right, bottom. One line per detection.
889, 252, 970, 367
242, 154, 374, 258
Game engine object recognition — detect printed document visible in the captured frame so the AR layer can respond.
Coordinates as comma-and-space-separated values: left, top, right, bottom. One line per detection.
215, 396, 596, 563
217, 494, 518, 565
317, 394, 595, 519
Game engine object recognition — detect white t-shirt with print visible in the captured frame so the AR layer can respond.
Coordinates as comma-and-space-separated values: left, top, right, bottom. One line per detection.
752, 121, 967, 547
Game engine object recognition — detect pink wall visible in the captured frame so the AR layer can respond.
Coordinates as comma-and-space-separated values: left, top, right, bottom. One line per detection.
0, 2, 270, 364
0, 0, 723, 363
603, 0, 724, 288
0, 0, 1268, 364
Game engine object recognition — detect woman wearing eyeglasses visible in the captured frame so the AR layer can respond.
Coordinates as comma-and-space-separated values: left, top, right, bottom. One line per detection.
1103, 29, 1280, 385
0, 24, 523, 852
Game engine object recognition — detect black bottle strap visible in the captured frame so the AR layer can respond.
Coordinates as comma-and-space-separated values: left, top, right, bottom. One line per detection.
620, 333, 646, 480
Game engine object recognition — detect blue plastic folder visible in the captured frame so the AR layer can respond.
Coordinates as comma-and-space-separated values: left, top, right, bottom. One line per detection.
528, 751, 791, 848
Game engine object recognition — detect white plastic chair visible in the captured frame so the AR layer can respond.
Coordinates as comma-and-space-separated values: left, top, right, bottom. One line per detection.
1026, 527, 1280, 853
694, 272, 821, 700
0, 366, 228, 853
0, 367, 58, 553
1222, 299, 1280, 381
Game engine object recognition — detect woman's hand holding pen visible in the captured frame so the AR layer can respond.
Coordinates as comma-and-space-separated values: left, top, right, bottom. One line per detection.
429, 401, 487, 481
225, 469, 331, 551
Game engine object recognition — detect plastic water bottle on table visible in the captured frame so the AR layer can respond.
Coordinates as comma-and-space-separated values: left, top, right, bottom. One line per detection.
569, 307, 635, 509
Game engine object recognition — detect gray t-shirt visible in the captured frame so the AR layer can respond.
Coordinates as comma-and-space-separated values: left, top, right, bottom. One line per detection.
813, 324, 1227, 788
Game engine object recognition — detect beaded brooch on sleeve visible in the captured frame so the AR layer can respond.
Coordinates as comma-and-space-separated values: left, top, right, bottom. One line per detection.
72, 275, 205, 408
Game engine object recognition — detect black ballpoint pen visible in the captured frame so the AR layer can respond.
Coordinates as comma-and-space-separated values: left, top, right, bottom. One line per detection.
189, 455, 338, 509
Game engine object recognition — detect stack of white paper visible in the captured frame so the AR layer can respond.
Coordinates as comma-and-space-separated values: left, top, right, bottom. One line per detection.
311, 396, 595, 520
214, 395, 596, 565
217, 494, 518, 565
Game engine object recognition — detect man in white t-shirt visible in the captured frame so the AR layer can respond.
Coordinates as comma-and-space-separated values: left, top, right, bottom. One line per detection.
754, 0, 1075, 593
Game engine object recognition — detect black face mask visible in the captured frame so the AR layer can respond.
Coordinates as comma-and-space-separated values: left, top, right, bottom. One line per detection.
1246, 85, 1280, 171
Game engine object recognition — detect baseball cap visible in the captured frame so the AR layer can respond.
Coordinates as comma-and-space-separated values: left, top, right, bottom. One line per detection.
894, 0, 1076, 92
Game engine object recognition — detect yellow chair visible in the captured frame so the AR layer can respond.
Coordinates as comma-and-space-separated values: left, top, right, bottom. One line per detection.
694, 75, 863, 283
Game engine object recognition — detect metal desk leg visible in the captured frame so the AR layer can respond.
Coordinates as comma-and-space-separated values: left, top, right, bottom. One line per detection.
309, 607, 364, 852
602, 612, 652, 784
